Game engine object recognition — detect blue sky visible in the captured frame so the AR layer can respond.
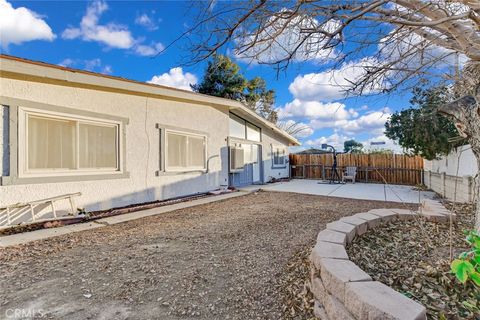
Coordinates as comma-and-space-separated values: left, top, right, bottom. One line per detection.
0, 0, 417, 152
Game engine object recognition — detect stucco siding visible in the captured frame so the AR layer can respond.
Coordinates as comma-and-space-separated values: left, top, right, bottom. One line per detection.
0, 105, 9, 176
261, 128, 290, 182
0, 77, 229, 211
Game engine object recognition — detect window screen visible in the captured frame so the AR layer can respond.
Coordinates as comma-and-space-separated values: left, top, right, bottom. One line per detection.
79, 123, 117, 168
229, 113, 261, 142
273, 147, 286, 166
246, 123, 261, 142
166, 131, 206, 170
229, 114, 245, 139
28, 116, 76, 169
25, 112, 120, 173
187, 136, 206, 167
167, 133, 187, 168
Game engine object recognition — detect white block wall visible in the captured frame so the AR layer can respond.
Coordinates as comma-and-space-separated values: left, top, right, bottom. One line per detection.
424, 145, 478, 203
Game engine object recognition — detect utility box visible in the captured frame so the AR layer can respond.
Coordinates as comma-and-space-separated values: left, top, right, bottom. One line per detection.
230, 147, 245, 172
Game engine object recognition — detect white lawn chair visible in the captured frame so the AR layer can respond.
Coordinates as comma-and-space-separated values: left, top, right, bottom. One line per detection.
342, 167, 357, 183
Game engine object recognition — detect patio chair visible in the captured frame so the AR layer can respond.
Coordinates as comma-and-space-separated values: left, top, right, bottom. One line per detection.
342, 166, 357, 183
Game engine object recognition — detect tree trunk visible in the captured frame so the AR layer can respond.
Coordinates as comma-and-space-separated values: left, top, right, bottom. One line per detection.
438, 62, 480, 232
438, 95, 480, 232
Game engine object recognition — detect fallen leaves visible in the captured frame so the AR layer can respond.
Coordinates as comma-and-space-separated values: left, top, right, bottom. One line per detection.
347, 201, 479, 319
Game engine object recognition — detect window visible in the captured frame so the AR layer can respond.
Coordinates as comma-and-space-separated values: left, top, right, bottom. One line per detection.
246, 123, 261, 142
20, 109, 121, 176
229, 114, 246, 139
79, 123, 117, 168
272, 146, 286, 167
166, 131, 206, 171
27, 116, 76, 170
229, 113, 261, 142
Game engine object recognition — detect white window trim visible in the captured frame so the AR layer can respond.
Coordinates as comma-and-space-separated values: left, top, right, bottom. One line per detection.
164, 129, 207, 172
18, 106, 124, 178
272, 145, 287, 168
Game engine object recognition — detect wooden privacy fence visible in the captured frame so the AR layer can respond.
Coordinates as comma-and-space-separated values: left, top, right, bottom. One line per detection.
290, 154, 424, 186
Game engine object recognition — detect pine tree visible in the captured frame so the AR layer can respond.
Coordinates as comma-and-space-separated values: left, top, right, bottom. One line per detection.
192, 55, 278, 123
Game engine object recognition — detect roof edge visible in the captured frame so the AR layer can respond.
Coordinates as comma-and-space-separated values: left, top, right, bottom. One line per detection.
0, 54, 299, 146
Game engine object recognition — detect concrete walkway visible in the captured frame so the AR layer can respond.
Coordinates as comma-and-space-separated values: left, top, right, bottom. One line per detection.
0, 191, 249, 247
251, 180, 435, 204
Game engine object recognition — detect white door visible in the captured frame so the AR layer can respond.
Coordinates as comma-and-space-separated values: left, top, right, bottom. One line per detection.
252, 144, 261, 183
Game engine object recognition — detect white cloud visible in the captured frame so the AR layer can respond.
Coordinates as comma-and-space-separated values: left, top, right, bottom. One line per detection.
280, 119, 314, 138
135, 13, 159, 31
62, 0, 134, 49
0, 0, 55, 48
278, 99, 356, 121
234, 12, 339, 64
62, 1, 164, 56
84, 58, 102, 71
58, 58, 74, 67
304, 133, 400, 153
134, 42, 164, 57
304, 133, 352, 151
288, 58, 382, 102
57, 58, 112, 74
101, 65, 113, 74
340, 108, 391, 135
362, 134, 403, 153
308, 118, 348, 130
148, 67, 198, 91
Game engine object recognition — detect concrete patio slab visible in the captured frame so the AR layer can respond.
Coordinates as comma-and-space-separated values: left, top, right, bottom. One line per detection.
260, 180, 435, 204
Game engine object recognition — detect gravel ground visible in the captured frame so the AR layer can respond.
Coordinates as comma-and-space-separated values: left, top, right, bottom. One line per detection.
0, 191, 412, 320
347, 201, 479, 319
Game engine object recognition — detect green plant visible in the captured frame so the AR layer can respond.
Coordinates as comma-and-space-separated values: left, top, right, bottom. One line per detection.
385, 86, 465, 160
191, 54, 278, 123
451, 230, 480, 286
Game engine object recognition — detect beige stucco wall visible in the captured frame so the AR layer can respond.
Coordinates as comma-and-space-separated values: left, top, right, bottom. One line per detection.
261, 128, 291, 181
0, 77, 230, 211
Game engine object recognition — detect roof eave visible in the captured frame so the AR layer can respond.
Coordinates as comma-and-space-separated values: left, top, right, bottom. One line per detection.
0, 54, 300, 146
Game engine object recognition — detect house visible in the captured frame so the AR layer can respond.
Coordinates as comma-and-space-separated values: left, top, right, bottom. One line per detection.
0, 55, 299, 214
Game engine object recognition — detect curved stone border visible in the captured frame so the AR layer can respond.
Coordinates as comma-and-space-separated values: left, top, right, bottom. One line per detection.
309, 201, 452, 320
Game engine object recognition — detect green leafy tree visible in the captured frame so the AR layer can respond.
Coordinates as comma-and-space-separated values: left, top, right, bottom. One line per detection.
192, 55, 278, 123
343, 139, 363, 153
385, 86, 464, 160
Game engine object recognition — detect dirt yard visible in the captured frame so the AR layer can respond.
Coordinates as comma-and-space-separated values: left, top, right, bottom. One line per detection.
0, 191, 413, 320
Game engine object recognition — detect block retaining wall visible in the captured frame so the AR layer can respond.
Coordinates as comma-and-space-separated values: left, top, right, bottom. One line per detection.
309, 204, 452, 320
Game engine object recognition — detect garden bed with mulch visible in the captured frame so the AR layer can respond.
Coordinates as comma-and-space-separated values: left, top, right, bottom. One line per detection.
0, 191, 228, 236
347, 202, 479, 319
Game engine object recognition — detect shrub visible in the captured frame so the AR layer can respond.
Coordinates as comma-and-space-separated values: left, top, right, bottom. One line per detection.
451, 230, 480, 286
